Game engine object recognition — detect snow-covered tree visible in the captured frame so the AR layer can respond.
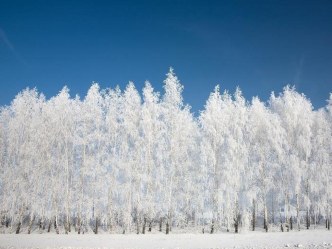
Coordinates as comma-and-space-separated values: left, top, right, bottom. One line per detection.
248, 97, 284, 232
269, 86, 313, 230
0, 70, 330, 235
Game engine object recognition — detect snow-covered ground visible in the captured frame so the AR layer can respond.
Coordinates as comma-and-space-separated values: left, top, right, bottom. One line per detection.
0, 229, 332, 249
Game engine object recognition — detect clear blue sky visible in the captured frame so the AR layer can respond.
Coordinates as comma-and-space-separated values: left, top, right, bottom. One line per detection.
0, 0, 331, 113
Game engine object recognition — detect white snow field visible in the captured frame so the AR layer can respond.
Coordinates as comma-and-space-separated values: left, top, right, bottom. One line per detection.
0, 230, 332, 249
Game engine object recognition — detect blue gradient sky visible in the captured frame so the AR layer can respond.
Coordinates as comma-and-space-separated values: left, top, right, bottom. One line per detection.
0, 0, 331, 113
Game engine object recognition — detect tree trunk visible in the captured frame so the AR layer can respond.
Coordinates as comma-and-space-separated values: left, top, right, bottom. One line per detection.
264, 204, 268, 232
108, 216, 113, 233
77, 216, 81, 234
252, 199, 256, 231
54, 216, 59, 234
226, 216, 230, 232
47, 219, 52, 233
39, 218, 42, 230
285, 192, 290, 228
142, 217, 147, 234
234, 212, 240, 234
65, 218, 68, 234
234, 217, 238, 234
94, 217, 98, 234
28, 214, 35, 234
159, 217, 162, 232
166, 221, 169, 234
148, 221, 152, 232
136, 216, 140, 234
107, 186, 113, 233
15, 221, 21, 234
306, 208, 310, 229
296, 193, 300, 231
4, 215, 9, 228
280, 212, 284, 232
290, 216, 293, 231
16, 210, 24, 234
271, 193, 275, 225
65, 208, 70, 233
210, 219, 214, 234
64, 215, 71, 234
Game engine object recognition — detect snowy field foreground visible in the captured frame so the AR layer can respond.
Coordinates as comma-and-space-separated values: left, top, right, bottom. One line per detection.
0, 230, 332, 249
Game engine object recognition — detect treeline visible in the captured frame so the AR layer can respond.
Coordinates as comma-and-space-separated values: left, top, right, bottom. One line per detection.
0, 69, 331, 234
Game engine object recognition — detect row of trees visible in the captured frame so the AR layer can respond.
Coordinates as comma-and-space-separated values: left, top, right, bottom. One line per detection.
0, 69, 331, 234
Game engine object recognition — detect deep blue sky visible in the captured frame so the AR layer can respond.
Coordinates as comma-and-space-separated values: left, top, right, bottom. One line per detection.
0, 0, 331, 113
